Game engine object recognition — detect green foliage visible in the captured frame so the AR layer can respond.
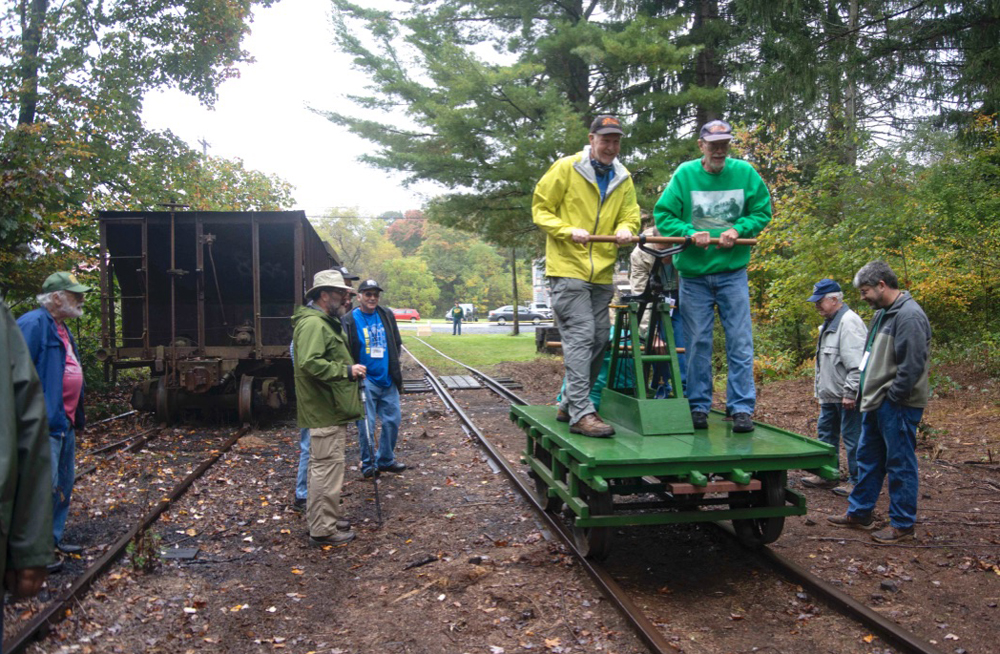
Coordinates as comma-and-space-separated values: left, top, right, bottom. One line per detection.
126, 528, 162, 574
380, 257, 440, 317
312, 208, 396, 281
402, 332, 545, 375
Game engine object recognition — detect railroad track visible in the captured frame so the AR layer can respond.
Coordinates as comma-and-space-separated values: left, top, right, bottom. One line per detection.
4, 425, 249, 654
405, 336, 945, 654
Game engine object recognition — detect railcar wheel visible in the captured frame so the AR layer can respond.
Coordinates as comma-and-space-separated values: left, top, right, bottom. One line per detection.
572, 486, 613, 560
154, 376, 175, 424
527, 443, 563, 513
238, 375, 256, 425
731, 471, 785, 547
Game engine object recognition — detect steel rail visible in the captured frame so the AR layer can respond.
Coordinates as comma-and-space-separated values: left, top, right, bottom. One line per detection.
89, 410, 138, 427
403, 346, 676, 654
404, 344, 947, 654
5, 426, 250, 654
407, 336, 531, 406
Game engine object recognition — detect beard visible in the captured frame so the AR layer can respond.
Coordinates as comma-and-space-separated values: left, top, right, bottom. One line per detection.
56, 302, 84, 320
326, 301, 349, 318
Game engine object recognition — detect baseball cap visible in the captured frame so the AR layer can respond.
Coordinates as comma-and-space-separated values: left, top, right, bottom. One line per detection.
42, 272, 91, 294
590, 115, 625, 136
806, 279, 842, 302
699, 120, 733, 142
335, 265, 359, 281
358, 279, 384, 293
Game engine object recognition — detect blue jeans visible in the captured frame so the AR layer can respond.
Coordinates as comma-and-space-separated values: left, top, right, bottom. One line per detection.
296, 428, 310, 501
818, 403, 862, 484
848, 401, 923, 529
452, 319, 461, 335
680, 268, 755, 415
50, 425, 76, 546
356, 379, 402, 473
652, 302, 687, 396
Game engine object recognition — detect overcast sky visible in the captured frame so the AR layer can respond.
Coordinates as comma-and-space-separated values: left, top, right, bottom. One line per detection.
142, 0, 435, 219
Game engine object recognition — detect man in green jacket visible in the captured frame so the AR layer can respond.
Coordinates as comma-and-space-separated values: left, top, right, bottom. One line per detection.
654, 120, 772, 433
1, 300, 54, 629
292, 270, 366, 547
532, 115, 640, 437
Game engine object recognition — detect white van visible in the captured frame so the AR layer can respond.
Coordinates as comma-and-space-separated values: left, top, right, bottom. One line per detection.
524, 302, 552, 317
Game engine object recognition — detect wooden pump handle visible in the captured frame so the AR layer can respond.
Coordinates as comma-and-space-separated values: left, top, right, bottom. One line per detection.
585, 235, 758, 246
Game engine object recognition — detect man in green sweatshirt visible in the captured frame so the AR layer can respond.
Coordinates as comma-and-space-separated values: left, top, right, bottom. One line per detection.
291, 270, 366, 547
653, 120, 772, 433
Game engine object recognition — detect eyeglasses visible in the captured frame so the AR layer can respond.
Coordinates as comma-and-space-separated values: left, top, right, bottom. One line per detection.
361, 291, 380, 298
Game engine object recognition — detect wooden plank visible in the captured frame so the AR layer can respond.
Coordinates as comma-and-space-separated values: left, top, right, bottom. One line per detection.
666, 480, 761, 495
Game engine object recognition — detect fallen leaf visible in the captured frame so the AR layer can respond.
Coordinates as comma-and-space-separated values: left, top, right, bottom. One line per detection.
863, 634, 874, 643
291, 568, 304, 575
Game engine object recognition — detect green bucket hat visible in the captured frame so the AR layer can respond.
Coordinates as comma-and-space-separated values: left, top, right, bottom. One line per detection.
42, 272, 92, 294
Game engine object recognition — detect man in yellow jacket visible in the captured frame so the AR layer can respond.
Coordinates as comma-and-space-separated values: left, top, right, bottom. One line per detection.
532, 115, 641, 437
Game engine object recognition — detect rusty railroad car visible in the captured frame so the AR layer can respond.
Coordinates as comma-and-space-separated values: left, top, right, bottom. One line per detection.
97, 209, 339, 423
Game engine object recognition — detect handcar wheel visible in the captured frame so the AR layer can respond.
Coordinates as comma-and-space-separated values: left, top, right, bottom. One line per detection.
528, 442, 563, 514
572, 485, 613, 560
731, 470, 786, 547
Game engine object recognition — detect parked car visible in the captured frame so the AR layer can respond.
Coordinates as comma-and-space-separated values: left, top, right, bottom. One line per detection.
525, 301, 552, 315
443, 303, 478, 322
487, 305, 551, 325
390, 307, 421, 322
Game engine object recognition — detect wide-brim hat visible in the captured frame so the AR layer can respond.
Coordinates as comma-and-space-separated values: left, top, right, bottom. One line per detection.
306, 269, 354, 298
42, 272, 91, 294
806, 278, 842, 302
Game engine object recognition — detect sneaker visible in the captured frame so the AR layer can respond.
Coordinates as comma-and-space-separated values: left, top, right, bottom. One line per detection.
378, 461, 407, 473
872, 526, 914, 544
732, 413, 755, 433
556, 408, 570, 423
831, 483, 854, 498
309, 531, 356, 547
827, 513, 875, 530
569, 413, 615, 438
691, 411, 708, 430
801, 475, 838, 489
291, 497, 306, 513
362, 468, 380, 479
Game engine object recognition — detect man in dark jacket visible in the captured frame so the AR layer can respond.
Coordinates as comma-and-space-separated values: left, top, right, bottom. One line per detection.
2, 300, 54, 637
342, 279, 405, 478
450, 301, 464, 335
828, 261, 931, 544
16, 272, 90, 557
292, 270, 365, 546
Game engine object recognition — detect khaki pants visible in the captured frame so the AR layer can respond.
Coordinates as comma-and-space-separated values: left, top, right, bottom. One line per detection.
307, 424, 347, 537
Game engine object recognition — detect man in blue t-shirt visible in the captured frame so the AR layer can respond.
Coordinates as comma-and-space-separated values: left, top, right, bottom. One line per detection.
342, 279, 405, 478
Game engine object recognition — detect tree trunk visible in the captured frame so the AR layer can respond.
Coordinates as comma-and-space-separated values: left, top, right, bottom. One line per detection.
693, 0, 723, 127
18, 0, 49, 126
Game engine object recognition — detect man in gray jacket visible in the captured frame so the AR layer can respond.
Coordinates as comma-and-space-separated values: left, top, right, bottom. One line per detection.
800, 279, 867, 497
828, 261, 931, 544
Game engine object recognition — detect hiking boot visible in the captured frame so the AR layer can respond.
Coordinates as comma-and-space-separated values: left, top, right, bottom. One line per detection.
872, 525, 914, 544
362, 468, 380, 479
801, 475, 838, 489
691, 411, 708, 430
569, 413, 615, 438
556, 408, 570, 423
291, 497, 306, 513
827, 513, 875, 530
831, 483, 854, 498
378, 461, 407, 473
309, 530, 356, 547
336, 520, 351, 532
732, 412, 755, 433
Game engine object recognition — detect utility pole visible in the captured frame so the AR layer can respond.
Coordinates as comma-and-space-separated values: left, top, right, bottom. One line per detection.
197, 137, 211, 156
511, 247, 519, 336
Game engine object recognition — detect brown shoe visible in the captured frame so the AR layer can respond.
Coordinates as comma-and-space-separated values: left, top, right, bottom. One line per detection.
556, 408, 570, 423
569, 413, 615, 438
872, 526, 914, 544
826, 513, 875, 530
801, 475, 838, 489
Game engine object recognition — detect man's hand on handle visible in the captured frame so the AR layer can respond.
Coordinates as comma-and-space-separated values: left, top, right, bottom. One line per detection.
614, 228, 633, 245
571, 228, 590, 244
717, 228, 740, 248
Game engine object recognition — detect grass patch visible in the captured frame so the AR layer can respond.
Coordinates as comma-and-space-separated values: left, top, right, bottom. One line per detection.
402, 332, 543, 374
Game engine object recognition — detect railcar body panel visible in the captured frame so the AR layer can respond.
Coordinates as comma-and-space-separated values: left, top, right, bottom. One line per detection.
98, 210, 338, 422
